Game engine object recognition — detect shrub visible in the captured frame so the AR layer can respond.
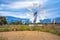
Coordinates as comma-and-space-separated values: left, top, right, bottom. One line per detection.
31, 27, 37, 31
0, 28, 9, 32
17, 26, 30, 31
39, 28, 60, 36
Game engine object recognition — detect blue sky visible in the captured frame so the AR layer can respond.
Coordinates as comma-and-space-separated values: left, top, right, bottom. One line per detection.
0, 0, 60, 23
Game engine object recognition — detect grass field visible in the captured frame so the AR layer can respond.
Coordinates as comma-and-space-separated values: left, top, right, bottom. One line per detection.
0, 24, 60, 35
0, 24, 60, 40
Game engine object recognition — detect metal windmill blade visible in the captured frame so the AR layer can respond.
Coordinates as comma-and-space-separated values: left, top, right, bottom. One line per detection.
26, 7, 32, 12
33, 3, 38, 7
38, 4, 42, 8
38, 10, 46, 20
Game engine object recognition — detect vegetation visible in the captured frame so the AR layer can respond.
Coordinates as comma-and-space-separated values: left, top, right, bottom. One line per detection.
0, 16, 7, 25
0, 16, 60, 36
0, 24, 60, 36
10, 20, 22, 25
39, 27, 60, 36
0, 36, 8, 40
0, 16, 28, 25
0, 28, 9, 32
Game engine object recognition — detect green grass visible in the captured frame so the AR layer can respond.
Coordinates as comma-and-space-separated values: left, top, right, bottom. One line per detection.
0, 25, 60, 36
39, 28, 60, 36
16, 26, 30, 31
0, 28, 9, 32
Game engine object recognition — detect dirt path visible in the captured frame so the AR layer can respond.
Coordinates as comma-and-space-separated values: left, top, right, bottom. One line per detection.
0, 31, 60, 40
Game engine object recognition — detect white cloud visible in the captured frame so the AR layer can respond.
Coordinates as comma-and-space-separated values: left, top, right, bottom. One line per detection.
40, 15, 45, 20
8, 1, 39, 9
0, 8, 3, 10
0, 11, 32, 18
0, 0, 48, 9
0, 11, 13, 16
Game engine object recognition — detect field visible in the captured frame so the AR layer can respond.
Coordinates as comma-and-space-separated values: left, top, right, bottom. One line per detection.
0, 24, 60, 40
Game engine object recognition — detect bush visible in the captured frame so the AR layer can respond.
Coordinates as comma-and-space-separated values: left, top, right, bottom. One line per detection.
39, 28, 60, 36
0, 28, 9, 32
53, 30, 60, 35
16, 26, 30, 31
8, 27, 16, 31
31, 27, 37, 31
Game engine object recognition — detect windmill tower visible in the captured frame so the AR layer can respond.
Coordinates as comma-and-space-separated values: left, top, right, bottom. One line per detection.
33, 12, 37, 24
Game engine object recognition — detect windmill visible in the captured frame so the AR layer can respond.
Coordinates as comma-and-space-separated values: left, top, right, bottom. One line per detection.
27, 3, 46, 24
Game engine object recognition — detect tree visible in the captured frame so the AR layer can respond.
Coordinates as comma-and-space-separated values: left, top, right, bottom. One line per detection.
16, 20, 22, 24
10, 20, 22, 25
0, 16, 7, 25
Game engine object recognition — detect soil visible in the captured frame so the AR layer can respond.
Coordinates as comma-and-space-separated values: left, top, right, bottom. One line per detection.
0, 31, 60, 40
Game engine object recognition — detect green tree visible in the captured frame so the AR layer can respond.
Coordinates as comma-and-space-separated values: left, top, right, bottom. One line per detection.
0, 16, 7, 25
16, 20, 22, 24
10, 20, 22, 25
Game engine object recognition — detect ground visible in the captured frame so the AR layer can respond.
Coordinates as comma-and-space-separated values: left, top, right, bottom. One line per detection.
0, 31, 60, 40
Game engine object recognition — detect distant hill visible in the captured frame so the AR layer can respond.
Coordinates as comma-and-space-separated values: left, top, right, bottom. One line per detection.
55, 17, 60, 23
40, 17, 60, 23
6, 16, 60, 24
40, 19, 51, 23
6, 16, 30, 23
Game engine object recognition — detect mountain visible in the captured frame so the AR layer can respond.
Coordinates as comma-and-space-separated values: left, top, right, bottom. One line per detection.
6, 16, 60, 24
40, 19, 51, 23
40, 17, 60, 23
6, 16, 30, 23
55, 17, 60, 23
